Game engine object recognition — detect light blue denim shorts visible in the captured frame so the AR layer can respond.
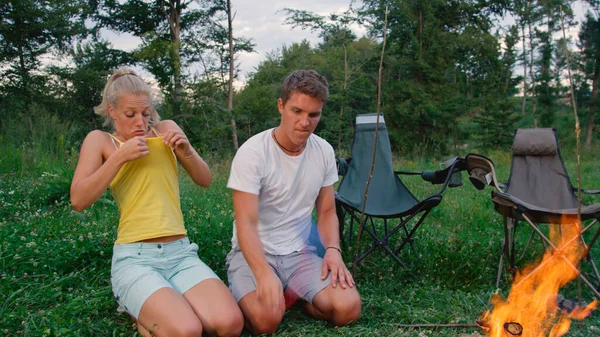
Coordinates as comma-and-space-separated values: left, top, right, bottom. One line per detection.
111, 237, 219, 319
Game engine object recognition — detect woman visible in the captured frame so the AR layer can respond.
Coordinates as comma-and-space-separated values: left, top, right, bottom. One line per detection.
70, 68, 243, 337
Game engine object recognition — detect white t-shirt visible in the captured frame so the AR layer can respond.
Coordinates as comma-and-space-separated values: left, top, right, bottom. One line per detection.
227, 128, 338, 255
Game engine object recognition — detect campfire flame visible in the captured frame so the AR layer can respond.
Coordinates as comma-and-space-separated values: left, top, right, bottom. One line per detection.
479, 219, 598, 337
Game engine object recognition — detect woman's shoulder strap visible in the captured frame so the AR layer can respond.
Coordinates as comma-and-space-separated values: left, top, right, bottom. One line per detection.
150, 126, 160, 137
105, 132, 121, 149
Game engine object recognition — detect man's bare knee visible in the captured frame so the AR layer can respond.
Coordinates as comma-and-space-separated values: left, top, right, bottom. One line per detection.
244, 307, 284, 336
331, 292, 361, 326
247, 315, 280, 335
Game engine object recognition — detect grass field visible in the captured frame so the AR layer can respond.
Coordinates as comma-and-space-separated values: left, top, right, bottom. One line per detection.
1, 150, 600, 337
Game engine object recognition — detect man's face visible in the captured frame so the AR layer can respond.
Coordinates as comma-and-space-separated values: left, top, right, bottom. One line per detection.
277, 91, 323, 146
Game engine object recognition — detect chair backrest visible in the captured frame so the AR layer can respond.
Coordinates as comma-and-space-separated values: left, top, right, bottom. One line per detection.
336, 114, 419, 216
505, 128, 579, 210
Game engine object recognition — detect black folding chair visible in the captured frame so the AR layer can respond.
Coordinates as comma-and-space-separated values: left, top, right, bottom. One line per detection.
465, 128, 600, 297
335, 113, 465, 276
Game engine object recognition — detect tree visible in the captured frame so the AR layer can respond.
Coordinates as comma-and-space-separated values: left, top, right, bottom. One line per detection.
536, 28, 555, 126
234, 41, 321, 144
359, 0, 506, 156
48, 41, 133, 127
511, 0, 533, 117
226, 0, 238, 150
534, 0, 575, 127
472, 26, 521, 149
0, 0, 88, 133
282, 6, 378, 152
96, 0, 216, 114
578, 6, 600, 146
96, 0, 254, 150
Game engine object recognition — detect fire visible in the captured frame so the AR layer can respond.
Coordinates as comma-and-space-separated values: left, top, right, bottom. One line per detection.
479, 218, 598, 337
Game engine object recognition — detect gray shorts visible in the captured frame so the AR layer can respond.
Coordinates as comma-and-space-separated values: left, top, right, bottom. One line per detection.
226, 245, 331, 304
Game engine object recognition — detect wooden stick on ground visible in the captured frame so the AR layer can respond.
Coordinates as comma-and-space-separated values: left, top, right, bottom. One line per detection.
394, 323, 479, 329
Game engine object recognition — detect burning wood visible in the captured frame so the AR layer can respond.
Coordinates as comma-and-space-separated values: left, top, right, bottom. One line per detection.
478, 218, 598, 337
503, 322, 523, 336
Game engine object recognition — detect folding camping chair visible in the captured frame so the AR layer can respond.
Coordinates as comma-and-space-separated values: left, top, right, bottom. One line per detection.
464, 128, 600, 297
335, 113, 465, 275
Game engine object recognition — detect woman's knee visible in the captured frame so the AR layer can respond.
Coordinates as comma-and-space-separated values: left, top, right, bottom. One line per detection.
146, 319, 203, 337
212, 309, 244, 337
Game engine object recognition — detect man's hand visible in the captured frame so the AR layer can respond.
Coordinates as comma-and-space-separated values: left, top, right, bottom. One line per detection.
321, 248, 355, 289
256, 271, 285, 313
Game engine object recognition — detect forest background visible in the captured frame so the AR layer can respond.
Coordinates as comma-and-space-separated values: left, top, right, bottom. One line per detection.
2, 1, 600, 336
1, 0, 600, 165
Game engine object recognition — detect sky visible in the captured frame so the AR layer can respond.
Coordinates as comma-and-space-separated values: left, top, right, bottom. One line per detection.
99, 0, 594, 86
101, 0, 365, 84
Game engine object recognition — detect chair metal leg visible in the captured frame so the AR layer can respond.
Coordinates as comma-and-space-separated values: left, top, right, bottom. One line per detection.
393, 208, 433, 256
519, 229, 536, 261
502, 216, 516, 274
382, 245, 417, 279
400, 217, 417, 253
497, 251, 505, 289
509, 212, 523, 271
519, 214, 600, 298
498, 216, 515, 287
581, 230, 600, 289
341, 202, 435, 278
336, 202, 346, 244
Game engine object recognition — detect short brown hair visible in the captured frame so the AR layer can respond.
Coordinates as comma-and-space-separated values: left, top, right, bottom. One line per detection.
280, 70, 329, 105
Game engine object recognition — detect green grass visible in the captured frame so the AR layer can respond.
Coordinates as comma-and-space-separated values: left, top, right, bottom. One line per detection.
2, 152, 600, 337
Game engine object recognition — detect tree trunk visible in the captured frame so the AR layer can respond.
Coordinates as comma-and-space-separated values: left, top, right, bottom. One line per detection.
167, 0, 182, 112
227, 0, 239, 151
504, 60, 510, 102
17, 44, 33, 134
585, 71, 598, 146
528, 22, 537, 127
419, 10, 423, 49
338, 44, 348, 153
521, 22, 527, 116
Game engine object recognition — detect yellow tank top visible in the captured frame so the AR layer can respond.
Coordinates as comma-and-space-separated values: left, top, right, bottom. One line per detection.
108, 130, 186, 244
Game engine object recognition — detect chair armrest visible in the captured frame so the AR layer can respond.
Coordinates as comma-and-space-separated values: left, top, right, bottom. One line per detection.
336, 157, 352, 176
577, 188, 600, 195
396, 167, 462, 187
398, 157, 468, 198
418, 157, 467, 187
465, 153, 504, 192
395, 170, 422, 176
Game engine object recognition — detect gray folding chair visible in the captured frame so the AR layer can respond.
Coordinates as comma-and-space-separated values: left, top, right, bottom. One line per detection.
465, 128, 600, 297
335, 113, 465, 276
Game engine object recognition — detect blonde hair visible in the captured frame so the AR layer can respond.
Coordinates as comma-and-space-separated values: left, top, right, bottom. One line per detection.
94, 67, 160, 127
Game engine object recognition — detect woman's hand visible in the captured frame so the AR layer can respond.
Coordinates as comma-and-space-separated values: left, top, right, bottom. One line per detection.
117, 136, 149, 162
162, 130, 194, 157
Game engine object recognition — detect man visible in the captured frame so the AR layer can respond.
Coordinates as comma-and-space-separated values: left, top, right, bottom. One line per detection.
226, 69, 361, 335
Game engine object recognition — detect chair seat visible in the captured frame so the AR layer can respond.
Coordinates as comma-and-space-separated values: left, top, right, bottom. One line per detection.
492, 191, 600, 223
336, 192, 441, 218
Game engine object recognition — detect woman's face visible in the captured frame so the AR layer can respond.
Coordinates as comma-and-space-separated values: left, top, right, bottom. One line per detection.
108, 93, 152, 140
